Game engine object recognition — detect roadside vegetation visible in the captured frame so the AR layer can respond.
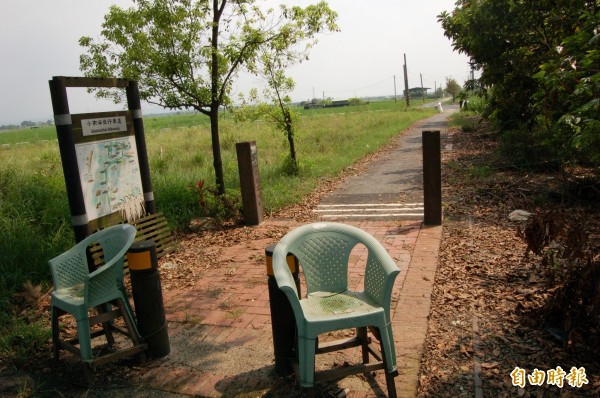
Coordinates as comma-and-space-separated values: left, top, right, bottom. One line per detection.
439, 0, 600, 172
3, 1, 597, 396
0, 100, 435, 367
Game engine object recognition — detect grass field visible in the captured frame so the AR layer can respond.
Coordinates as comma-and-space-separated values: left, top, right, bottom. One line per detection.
0, 100, 435, 339
0, 126, 56, 145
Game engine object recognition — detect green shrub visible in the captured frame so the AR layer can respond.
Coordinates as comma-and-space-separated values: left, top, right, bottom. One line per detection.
191, 180, 241, 223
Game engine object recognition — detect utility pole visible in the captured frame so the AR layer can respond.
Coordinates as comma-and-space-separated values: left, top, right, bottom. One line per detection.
420, 73, 425, 103
393, 75, 397, 102
435, 81, 437, 98
403, 53, 410, 107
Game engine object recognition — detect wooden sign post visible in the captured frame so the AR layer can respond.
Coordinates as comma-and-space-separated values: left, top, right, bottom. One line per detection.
236, 141, 264, 225
422, 130, 442, 225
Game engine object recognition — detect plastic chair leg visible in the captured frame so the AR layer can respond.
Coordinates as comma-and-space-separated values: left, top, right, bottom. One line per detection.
298, 336, 317, 388
378, 324, 397, 373
117, 284, 136, 319
116, 298, 144, 348
377, 325, 398, 398
76, 318, 93, 362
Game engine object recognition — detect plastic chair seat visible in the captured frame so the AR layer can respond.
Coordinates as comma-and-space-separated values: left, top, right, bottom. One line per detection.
301, 290, 383, 329
53, 283, 85, 304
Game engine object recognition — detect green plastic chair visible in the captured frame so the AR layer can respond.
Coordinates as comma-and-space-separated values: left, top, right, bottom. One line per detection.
49, 224, 146, 366
272, 222, 400, 396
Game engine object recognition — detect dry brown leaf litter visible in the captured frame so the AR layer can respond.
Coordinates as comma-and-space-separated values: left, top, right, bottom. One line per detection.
418, 121, 600, 398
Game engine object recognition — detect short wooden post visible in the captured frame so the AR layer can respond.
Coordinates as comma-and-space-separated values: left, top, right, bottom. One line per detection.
422, 130, 442, 225
236, 141, 264, 225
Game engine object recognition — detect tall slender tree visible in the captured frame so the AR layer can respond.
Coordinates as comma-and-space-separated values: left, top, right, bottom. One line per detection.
80, 0, 338, 194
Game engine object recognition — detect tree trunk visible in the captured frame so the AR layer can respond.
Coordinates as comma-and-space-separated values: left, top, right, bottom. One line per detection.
284, 110, 296, 162
211, 0, 225, 195
284, 109, 298, 174
210, 107, 225, 195
287, 127, 296, 163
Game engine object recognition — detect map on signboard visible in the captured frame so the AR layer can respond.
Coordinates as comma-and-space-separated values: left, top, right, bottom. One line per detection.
75, 136, 145, 222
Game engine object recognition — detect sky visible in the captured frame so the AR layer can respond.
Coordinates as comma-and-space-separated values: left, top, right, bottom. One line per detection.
0, 0, 470, 125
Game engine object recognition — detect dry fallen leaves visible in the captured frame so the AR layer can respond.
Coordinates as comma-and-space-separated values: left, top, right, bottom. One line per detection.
418, 122, 600, 398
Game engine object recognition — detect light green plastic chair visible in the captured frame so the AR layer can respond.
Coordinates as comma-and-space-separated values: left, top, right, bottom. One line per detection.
49, 224, 146, 366
272, 222, 400, 396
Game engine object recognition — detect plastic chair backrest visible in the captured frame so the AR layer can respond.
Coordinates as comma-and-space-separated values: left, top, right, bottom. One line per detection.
89, 225, 136, 287
287, 231, 359, 295
49, 247, 89, 291
93, 228, 131, 267
364, 252, 391, 308
49, 224, 136, 301
275, 223, 399, 310
85, 257, 121, 308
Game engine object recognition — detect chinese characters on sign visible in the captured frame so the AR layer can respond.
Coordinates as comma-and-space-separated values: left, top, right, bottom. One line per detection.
81, 116, 127, 136
511, 366, 588, 389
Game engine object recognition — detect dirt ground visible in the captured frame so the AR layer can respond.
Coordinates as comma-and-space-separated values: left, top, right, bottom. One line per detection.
418, 120, 600, 397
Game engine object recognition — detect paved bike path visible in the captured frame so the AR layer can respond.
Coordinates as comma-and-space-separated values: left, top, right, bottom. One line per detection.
316, 105, 457, 221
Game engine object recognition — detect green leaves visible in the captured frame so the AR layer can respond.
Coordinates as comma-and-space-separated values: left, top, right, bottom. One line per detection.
80, 0, 338, 190
533, 6, 600, 163
81, 0, 337, 113
441, 0, 600, 169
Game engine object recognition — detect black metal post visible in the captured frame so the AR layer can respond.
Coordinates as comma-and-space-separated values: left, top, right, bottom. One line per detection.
126, 80, 155, 214
49, 77, 89, 244
265, 243, 300, 376
127, 241, 170, 358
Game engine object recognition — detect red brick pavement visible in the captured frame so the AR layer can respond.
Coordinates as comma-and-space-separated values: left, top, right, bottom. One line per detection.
134, 219, 442, 397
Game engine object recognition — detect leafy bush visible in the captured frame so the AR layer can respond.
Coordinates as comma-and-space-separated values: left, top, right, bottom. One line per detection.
348, 98, 366, 106
439, 1, 600, 172
533, 8, 600, 166
192, 180, 241, 224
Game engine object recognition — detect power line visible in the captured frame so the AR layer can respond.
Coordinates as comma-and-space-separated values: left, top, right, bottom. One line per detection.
319, 76, 394, 96
408, 70, 466, 79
